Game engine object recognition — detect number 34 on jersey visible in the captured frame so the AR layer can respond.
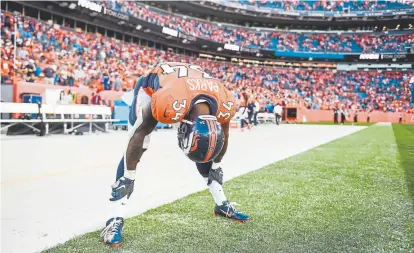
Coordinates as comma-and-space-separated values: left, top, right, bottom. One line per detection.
170, 99, 235, 122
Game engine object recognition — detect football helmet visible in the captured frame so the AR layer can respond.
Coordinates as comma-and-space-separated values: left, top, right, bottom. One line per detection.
178, 115, 225, 163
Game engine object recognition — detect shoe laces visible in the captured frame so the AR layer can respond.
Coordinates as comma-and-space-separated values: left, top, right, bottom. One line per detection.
225, 202, 240, 216
100, 218, 122, 238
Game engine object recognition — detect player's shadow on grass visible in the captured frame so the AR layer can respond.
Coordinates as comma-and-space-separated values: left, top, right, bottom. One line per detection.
393, 124, 414, 205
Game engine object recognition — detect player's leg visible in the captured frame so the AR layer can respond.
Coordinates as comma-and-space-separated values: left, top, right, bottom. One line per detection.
253, 111, 258, 126
240, 118, 245, 132
248, 111, 253, 124
196, 162, 249, 222
238, 107, 245, 131
101, 85, 152, 247
196, 161, 227, 204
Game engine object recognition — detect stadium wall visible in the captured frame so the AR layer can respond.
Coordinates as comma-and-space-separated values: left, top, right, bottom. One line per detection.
298, 109, 414, 124
15, 81, 125, 105
15, 82, 96, 104
14, 82, 414, 124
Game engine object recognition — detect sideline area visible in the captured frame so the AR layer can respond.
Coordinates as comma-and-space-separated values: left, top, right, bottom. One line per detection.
43, 124, 414, 253
2, 124, 365, 253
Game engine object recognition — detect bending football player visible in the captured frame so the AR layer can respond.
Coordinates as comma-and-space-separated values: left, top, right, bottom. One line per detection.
101, 62, 249, 247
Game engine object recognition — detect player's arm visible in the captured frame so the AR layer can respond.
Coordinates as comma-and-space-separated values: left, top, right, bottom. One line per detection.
110, 103, 158, 202
125, 103, 158, 171
213, 121, 230, 164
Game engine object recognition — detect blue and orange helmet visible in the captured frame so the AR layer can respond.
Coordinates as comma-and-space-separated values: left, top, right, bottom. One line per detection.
177, 115, 225, 163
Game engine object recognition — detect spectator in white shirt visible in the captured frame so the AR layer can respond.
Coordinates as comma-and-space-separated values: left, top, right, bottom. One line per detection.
274, 103, 283, 125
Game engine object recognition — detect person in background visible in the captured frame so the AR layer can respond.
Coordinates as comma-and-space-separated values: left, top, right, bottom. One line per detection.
239, 105, 252, 132
34, 60, 42, 77
340, 108, 346, 125
333, 107, 339, 124
102, 73, 111, 90
353, 110, 358, 124
58, 90, 73, 105
54, 69, 60, 85
58, 91, 65, 104
67, 67, 75, 87
253, 98, 260, 126
113, 74, 122, 91
43, 65, 55, 85
247, 98, 255, 125
238, 89, 251, 132
27, 73, 36, 83
24, 59, 35, 82
80, 95, 89, 105
70, 90, 77, 104
60, 66, 68, 86
91, 92, 102, 105
241, 87, 248, 104
65, 90, 75, 104
274, 103, 282, 125
266, 101, 275, 114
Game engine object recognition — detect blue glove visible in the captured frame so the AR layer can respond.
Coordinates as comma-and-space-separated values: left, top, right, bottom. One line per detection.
109, 176, 135, 201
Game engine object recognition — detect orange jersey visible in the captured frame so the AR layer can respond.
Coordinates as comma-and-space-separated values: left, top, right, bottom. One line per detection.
139, 62, 236, 124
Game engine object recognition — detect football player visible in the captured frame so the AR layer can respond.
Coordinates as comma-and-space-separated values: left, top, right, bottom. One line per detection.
101, 62, 249, 247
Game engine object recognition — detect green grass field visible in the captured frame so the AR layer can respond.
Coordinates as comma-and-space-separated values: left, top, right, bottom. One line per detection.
45, 124, 414, 253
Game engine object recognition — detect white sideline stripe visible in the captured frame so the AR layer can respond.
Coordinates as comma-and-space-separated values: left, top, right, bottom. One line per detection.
374, 122, 392, 126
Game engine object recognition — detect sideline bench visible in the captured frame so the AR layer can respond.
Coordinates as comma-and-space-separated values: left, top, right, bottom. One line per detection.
0, 102, 119, 135
230, 111, 276, 128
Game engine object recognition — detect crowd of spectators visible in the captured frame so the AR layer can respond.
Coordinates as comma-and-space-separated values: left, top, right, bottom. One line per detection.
237, 0, 413, 12
1, 12, 413, 113
103, 0, 414, 52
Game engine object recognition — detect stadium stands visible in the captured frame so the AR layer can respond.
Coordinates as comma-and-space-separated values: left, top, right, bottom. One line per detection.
236, 0, 413, 12
103, 1, 414, 52
1, 11, 413, 115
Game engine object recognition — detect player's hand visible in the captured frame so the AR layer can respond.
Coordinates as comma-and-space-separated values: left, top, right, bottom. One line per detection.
109, 176, 135, 201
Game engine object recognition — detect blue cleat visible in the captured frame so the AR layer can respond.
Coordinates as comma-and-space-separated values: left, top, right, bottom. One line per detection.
214, 201, 249, 222
100, 217, 124, 247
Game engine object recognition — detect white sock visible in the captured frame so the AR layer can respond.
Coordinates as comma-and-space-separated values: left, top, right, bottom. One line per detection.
110, 197, 129, 219
207, 179, 227, 206
212, 162, 221, 170
124, 170, 136, 180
